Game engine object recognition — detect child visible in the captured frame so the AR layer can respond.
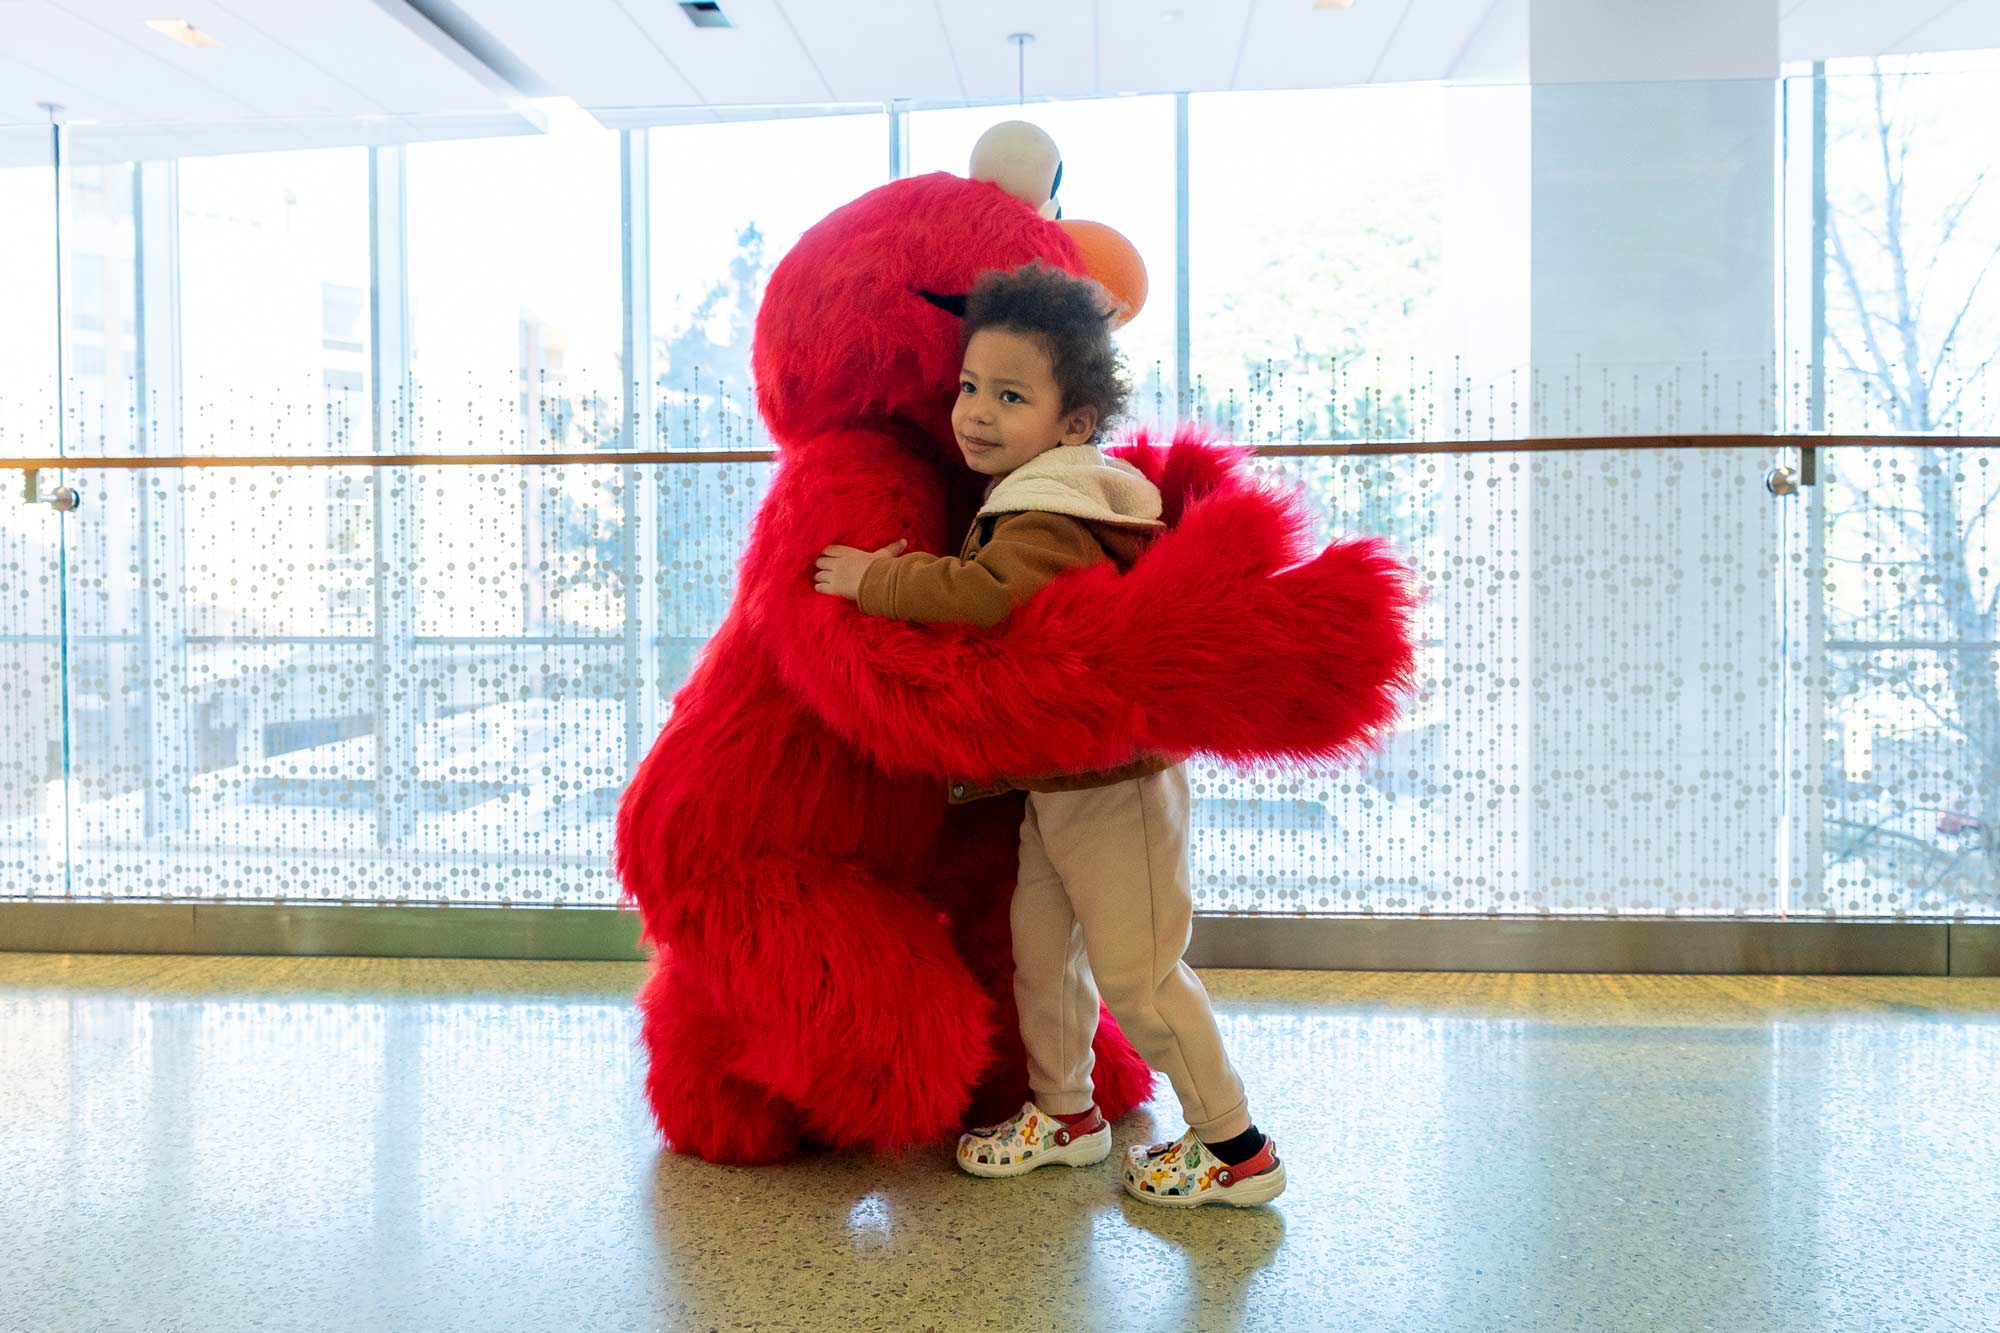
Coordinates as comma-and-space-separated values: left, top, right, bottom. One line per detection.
813, 262, 1283, 1208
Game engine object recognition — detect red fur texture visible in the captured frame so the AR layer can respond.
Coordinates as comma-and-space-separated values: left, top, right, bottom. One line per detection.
616, 173, 1418, 1164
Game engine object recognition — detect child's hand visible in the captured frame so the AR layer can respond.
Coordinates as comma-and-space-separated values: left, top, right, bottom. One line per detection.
814, 540, 908, 602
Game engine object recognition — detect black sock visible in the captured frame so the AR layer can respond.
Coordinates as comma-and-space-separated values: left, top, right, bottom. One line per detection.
1201, 1125, 1266, 1166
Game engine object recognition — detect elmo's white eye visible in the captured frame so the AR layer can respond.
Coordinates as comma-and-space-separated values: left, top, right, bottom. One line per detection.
969, 121, 1062, 215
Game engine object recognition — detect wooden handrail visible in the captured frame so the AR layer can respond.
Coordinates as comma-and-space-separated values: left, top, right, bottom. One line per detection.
3, 434, 1995, 470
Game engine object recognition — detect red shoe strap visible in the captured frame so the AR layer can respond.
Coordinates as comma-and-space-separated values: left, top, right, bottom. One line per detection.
1051, 1107, 1105, 1143
1217, 1139, 1279, 1185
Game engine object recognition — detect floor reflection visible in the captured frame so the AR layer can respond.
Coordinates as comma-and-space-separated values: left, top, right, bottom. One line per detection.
1, 956, 1995, 1332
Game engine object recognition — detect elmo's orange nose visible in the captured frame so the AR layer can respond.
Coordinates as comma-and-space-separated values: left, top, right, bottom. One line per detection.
1059, 219, 1147, 328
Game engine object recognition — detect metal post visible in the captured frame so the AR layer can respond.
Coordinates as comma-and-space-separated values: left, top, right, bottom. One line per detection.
1808, 61, 1827, 435
1799, 62, 1830, 911
620, 130, 663, 777
1174, 92, 1192, 421
42, 104, 67, 459
888, 100, 909, 179
44, 105, 75, 896
368, 145, 419, 848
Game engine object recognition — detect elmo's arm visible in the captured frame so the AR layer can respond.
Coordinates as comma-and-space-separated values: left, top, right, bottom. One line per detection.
746, 428, 1418, 781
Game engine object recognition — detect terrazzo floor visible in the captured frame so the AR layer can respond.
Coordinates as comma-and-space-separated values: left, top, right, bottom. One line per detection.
3, 954, 1998, 1332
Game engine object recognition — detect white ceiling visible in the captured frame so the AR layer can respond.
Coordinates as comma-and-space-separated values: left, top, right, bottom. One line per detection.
3, 0, 1999, 136
1779, 0, 2000, 64
0, 0, 528, 127
443, 0, 1515, 111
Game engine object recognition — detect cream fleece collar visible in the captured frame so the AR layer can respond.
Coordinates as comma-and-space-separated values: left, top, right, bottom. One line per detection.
978, 445, 1164, 529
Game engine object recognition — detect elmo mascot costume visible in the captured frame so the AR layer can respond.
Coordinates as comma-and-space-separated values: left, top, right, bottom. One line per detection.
616, 123, 1415, 1164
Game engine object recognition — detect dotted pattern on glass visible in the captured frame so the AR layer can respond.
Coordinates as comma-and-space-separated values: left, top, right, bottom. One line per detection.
26, 433, 1811, 916
1187, 445, 1785, 917
0, 487, 65, 899
1797, 447, 2000, 918
44, 460, 771, 905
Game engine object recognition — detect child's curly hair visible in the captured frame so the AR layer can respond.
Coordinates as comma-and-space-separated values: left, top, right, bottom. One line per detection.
962, 262, 1130, 439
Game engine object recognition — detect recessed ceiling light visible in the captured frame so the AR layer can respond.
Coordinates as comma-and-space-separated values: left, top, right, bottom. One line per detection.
678, 1, 731, 28
145, 18, 221, 48
1314, 0, 1356, 9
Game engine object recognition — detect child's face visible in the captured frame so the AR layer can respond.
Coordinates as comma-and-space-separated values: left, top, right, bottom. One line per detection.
952, 328, 1099, 478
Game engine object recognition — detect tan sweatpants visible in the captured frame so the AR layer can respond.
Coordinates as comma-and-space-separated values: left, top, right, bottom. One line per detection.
1010, 763, 1252, 1142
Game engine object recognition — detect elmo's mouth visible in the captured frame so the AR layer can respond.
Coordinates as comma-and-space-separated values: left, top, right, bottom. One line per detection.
916, 289, 967, 317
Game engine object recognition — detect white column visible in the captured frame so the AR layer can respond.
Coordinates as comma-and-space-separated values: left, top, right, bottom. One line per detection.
1526, 0, 1780, 434
1522, 0, 1787, 913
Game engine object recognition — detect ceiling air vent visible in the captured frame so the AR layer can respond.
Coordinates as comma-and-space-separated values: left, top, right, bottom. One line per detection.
679, 1, 731, 28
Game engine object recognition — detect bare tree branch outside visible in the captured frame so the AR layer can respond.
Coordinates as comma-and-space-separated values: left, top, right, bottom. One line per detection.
1820, 61, 2000, 912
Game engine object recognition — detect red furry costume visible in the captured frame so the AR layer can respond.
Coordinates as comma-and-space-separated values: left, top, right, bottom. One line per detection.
615, 167, 1416, 1165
